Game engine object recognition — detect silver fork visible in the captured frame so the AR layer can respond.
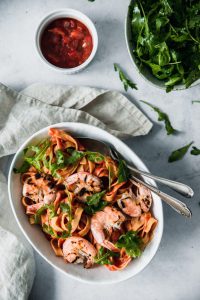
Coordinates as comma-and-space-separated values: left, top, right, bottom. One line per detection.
78, 137, 193, 218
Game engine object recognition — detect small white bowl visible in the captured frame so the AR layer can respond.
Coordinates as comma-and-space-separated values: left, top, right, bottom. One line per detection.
8, 122, 163, 284
35, 9, 98, 74
125, 2, 200, 91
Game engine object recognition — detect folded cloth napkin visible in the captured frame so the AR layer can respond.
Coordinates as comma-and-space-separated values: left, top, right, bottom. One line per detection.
0, 82, 152, 299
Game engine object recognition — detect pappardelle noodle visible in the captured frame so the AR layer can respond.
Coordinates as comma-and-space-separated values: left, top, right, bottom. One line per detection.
15, 128, 157, 271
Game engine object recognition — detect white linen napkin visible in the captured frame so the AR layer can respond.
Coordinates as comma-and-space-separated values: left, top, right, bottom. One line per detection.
0, 82, 152, 299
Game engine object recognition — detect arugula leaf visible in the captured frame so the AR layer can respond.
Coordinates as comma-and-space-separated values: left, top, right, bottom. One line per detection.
84, 191, 107, 215
192, 100, 200, 104
87, 191, 106, 206
168, 142, 193, 163
114, 63, 137, 91
13, 161, 30, 174
86, 151, 104, 163
60, 203, 71, 214
34, 205, 49, 224
115, 231, 142, 258
14, 139, 50, 173
141, 100, 176, 135
48, 204, 57, 219
42, 224, 57, 237
65, 150, 85, 165
118, 159, 130, 183
60, 191, 73, 236
56, 150, 65, 165
94, 247, 119, 265
191, 146, 200, 156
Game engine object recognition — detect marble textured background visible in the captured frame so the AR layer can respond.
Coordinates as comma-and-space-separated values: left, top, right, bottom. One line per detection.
0, 0, 199, 299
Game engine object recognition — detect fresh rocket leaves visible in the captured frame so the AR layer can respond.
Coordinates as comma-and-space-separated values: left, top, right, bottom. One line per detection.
42, 224, 56, 237
192, 100, 200, 104
129, 0, 200, 92
191, 146, 200, 156
84, 191, 107, 215
60, 193, 73, 236
86, 151, 104, 163
14, 141, 105, 176
34, 205, 49, 224
114, 63, 138, 91
94, 247, 119, 265
14, 139, 50, 173
141, 100, 176, 135
118, 159, 130, 183
13, 161, 30, 174
115, 231, 143, 258
168, 141, 193, 162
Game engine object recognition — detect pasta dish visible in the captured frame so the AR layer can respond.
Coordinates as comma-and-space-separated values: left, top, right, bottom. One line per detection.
15, 128, 157, 271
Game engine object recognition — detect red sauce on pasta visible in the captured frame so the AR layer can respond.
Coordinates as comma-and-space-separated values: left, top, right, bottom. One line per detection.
40, 18, 93, 68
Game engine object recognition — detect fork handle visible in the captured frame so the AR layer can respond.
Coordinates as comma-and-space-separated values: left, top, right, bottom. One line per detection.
127, 164, 193, 198
130, 176, 192, 218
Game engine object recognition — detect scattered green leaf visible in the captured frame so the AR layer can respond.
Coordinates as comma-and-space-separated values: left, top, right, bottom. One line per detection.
42, 224, 57, 237
34, 205, 49, 224
13, 161, 30, 174
94, 247, 119, 265
116, 230, 143, 258
86, 151, 104, 163
192, 100, 200, 104
118, 159, 130, 183
191, 146, 200, 155
168, 141, 193, 162
114, 63, 137, 91
84, 191, 107, 215
141, 100, 176, 135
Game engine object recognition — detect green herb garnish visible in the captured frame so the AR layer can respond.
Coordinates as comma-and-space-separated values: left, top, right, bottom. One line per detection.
115, 231, 143, 258
141, 100, 176, 135
60, 190, 73, 236
192, 100, 200, 104
191, 146, 200, 155
84, 191, 107, 215
42, 224, 57, 237
118, 159, 130, 183
129, 0, 200, 92
168, 141, 193, 162
86, 151, 104, 163
34, 205, 49, 224
94, 247, 119, 265
13, 161, 30, 174
114, 63, 137, 91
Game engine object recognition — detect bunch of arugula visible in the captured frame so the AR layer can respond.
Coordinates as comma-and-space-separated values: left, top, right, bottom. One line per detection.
129, 0, 200, 92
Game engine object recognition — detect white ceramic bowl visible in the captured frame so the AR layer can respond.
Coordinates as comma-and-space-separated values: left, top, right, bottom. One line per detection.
8, 122, 163, 284
125, 1, 200, 91
35, 9, 98, 74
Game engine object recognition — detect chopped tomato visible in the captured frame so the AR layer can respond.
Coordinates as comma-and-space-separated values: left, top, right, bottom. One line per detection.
40, 18, 93, 68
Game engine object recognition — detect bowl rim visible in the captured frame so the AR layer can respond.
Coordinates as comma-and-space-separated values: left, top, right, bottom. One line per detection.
8, 122, 163, 284
35, 8, 98, 74
124, 1, 200, 91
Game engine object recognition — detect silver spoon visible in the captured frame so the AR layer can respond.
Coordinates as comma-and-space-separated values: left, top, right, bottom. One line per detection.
78, 137, 192, 218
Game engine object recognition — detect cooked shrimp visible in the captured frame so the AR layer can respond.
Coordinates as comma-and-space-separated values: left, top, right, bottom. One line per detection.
117, 181, 152, 217
117, 188, 142, 217
22, 173, 57, 204
62, 236, 97, 268
65, 172, 102, 202
91, 206, 126, 252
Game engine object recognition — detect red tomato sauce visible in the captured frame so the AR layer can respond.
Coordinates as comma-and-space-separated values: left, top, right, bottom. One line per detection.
40, 18, 93, 68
